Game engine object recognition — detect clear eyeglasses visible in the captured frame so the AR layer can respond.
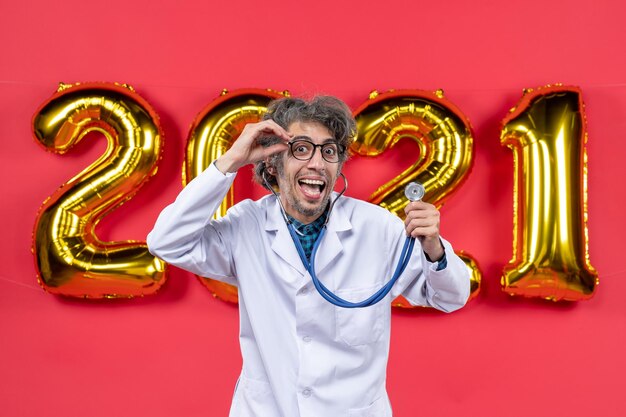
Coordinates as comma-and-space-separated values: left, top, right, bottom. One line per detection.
288, 139, 345, 163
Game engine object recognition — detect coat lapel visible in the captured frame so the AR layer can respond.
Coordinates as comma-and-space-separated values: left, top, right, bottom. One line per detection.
313, 197, 351, 274
264, 194, 353, 286
265, 197, 306, 276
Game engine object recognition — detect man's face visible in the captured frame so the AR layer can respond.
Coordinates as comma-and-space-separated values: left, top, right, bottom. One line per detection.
273, 121, 341, 224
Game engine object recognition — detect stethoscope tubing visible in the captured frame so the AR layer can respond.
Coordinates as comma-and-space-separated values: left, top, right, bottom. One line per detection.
263, 165, 417, 308
288, 223, 416, 308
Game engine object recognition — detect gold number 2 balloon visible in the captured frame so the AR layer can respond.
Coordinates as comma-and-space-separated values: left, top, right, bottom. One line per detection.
184, 88, 288, 302
32, 82, 166, 298
353, 90, 480, 306
501, 85, 598, 301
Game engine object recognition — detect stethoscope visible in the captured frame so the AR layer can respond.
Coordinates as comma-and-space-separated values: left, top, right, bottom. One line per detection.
262, 165, 425, 308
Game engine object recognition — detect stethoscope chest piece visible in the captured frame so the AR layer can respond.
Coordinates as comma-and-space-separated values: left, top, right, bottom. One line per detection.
404, 182, 425, 202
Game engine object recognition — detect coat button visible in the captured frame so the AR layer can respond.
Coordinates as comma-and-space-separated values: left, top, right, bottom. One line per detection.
303, 335, 312, 343
302, 387, 312, 397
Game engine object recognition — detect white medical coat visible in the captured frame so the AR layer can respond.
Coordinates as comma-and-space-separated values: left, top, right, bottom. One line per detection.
147, 164, 470, 417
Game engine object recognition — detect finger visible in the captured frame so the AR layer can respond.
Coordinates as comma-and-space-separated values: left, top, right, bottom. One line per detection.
252, 135, 289, 160
255, 120, 293, 141
406, 223, 440, 239
404, 200, 432, 214
405, 216, 438, 230
259, 142, 289, 159
238, 121, 290, 148
242, 143, 287, 167
404, 208, 439, 228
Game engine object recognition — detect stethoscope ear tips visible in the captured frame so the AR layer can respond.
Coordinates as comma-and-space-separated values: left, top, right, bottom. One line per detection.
404, 182, 425, 202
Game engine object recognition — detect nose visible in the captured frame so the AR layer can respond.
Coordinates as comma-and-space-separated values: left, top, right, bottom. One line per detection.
306, 146, 325, 170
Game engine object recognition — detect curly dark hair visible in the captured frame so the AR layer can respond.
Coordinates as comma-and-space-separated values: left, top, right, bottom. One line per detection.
253, 96, 356, 190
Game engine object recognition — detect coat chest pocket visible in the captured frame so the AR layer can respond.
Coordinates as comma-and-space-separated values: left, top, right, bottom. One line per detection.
334, 286, 388, 346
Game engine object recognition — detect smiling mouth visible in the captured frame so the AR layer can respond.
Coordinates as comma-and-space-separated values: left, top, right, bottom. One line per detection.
298, 178, 326, 199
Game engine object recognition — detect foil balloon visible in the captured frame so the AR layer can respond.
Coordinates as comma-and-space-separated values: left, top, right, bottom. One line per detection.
459, 251, 481, 302
392, 251, 481, 308
32, 82, 166, 298
501, 85, 598, 301
184, 88, 289, 302
353, 90, 481, 305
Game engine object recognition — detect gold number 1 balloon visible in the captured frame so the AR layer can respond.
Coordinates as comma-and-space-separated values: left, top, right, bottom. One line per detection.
501, 85, 598, 301
32, 82, 166, 298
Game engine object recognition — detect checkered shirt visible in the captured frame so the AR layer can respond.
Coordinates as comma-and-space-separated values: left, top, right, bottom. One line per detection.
287, 210, 328, 263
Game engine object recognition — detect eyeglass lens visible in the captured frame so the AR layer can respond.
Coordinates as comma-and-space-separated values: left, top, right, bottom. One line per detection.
290, 140, 342, 162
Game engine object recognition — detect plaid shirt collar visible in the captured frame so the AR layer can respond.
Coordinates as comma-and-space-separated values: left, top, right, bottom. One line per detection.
287, 209, 328, 262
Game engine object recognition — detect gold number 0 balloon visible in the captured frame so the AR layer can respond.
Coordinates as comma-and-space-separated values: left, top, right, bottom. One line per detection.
501, 85, 598, 301
32, 82, 166, 298
353, 90, 481, 307
184, 88, 288, 302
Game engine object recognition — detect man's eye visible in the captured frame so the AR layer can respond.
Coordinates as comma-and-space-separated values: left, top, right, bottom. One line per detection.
295, 145, 309, 153
323, 146, 337, 155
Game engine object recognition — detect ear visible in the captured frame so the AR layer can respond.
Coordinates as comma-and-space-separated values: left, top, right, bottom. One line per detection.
265, 163, 276, 176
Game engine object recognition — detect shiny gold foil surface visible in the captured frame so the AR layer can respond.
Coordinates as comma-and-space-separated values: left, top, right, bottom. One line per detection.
184, 89, 287, 302
32, 82, 166, 298
353, 90, 480, 306
501, 85, 598, 301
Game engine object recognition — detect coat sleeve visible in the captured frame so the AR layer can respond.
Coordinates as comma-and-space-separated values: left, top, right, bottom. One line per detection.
146, 163, 238, 285
388, 216, 471, 313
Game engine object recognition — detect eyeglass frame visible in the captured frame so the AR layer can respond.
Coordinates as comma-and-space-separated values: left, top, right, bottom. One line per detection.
287, 137, 346, 163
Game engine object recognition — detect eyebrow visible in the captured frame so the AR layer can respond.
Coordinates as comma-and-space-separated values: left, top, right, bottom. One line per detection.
291, 135, 338, 144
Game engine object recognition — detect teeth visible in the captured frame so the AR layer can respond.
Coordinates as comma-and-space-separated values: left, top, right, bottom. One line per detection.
299, 179, 324, 185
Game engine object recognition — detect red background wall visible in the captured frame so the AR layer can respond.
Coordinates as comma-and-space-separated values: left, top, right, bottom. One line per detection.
1, 1, 625, 416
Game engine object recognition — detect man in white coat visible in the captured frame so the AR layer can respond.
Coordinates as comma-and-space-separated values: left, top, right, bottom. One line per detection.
147, 96, 470, 417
